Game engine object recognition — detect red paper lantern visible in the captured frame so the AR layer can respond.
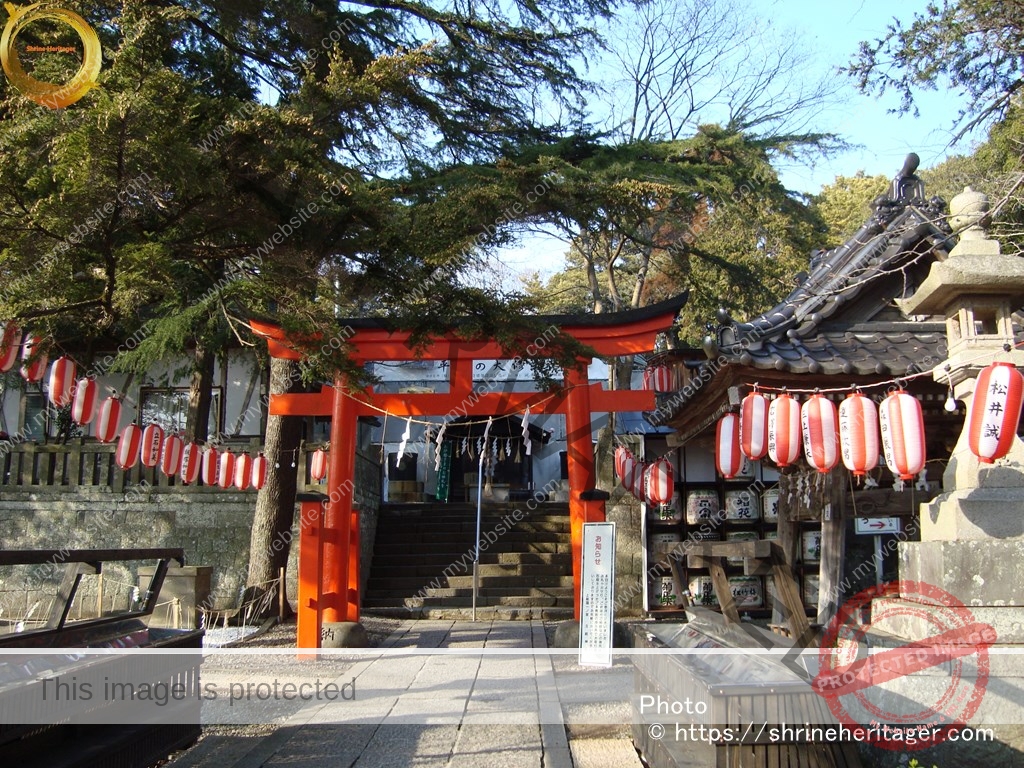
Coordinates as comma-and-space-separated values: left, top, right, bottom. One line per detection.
115, 424, 141, 469
838, 392, 880, 476
161, 434, 183, 477
95, 397, 122, 443
716, 413, 743, 479
217, 451, 236, 489
310, 448, 328, 481
879, 390, 926, 480
47, 356, 76, 407
801, 394, 840, 473
180, 442, 201, 485
140, 424, 164, 468
768, 394, 802, 468
968, 362, 1024, 463
19, 334, 47, 382
614, 445, 627, 479
201, 446, 219, 486
642, 365, 673, 392
0, 324, 20, 372
234, 453, 253, 490
71, 377, 98, 425
646, 458, 674, 505
740, 391, 769, 460
251, 454, 268, 490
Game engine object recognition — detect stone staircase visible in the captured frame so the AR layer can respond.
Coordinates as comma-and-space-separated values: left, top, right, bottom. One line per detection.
362, 501, 575, 620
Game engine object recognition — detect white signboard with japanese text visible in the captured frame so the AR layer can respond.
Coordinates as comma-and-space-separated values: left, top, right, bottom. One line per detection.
579, 522, 616, 667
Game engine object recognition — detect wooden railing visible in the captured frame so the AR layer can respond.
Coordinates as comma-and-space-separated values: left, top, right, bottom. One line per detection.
0, 438, 381, 495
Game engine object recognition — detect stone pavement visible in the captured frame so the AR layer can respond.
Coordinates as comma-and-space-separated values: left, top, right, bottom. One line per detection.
170, 620, 641, 768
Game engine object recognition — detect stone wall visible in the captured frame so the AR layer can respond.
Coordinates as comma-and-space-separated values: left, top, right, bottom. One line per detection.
0, 450, 381, 620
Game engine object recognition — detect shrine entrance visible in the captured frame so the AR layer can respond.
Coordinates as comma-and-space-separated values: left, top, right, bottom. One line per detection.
250, 293, 686, 647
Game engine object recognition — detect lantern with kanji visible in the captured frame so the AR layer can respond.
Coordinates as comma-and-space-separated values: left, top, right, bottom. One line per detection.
801, 394, 840, 473
0, 324, 20, 372
646, 458, 674, 505
95, 397, 122, 443
140, 424, 164, 468
310, 448, 328, 481
115, 424, 141, 469
71, 377, 98, 425
47, 357, 76, 407
879, 390, 926, 480
180, 442, 201, 485
968, 362, 1024, 463
161, 434, 183, 477
716, 412, 743, 479
768, 393, 801, 468
251, 454, 268, 490
838, 392, 880, 476
740, 390, 769, 461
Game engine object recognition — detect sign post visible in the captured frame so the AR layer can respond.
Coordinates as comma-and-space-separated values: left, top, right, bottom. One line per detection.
854, 518, 900, 586
579, 521, 616, 667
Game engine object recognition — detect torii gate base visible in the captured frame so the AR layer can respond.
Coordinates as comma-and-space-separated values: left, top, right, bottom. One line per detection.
251, 294, 686, 648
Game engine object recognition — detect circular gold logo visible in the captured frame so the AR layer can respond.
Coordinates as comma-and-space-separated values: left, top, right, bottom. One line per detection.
1, 2, 101, 108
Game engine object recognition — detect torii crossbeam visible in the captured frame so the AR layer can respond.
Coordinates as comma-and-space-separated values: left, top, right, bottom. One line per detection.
250, 293, 687, 647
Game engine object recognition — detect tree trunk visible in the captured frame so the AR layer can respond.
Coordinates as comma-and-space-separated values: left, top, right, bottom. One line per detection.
245, 356, 303, 618
185, 343, 215, 442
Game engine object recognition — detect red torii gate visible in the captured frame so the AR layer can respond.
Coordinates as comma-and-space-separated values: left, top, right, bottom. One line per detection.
250, 293, 686, 647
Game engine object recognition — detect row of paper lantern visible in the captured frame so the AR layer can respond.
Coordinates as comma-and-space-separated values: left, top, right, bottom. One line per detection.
716, 362, 1024, 479
614, 446, 674, 505
112, 424, 268, 490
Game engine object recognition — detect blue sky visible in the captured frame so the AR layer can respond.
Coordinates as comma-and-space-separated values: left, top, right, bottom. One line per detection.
498, 0, 983, 285
760, 0, 983, 192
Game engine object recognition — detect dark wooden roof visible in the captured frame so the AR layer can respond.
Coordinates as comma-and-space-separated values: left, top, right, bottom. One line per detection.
650, 155, 954, 431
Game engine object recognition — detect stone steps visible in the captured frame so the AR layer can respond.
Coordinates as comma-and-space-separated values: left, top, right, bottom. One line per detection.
364, 501, 573, 619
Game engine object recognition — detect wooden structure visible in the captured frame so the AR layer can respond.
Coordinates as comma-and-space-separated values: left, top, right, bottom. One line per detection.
250, 293, 688, 647
645, 156, 959, 628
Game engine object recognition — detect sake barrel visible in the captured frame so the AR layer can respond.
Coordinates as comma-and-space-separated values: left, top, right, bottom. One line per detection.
685, 489, 720, 524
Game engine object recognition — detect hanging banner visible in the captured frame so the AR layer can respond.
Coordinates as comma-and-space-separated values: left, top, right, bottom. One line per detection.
435, 440, 453, 503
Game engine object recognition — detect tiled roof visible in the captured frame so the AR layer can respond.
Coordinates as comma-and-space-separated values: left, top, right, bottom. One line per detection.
650, 155, 954, 427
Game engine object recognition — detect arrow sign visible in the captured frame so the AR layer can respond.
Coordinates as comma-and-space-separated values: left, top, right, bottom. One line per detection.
855, 516, 900, 535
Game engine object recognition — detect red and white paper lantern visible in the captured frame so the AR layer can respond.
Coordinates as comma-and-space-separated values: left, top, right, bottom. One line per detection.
643, 365, 673, 393
715, 412, 743, 479
968, 362, 1024, 463
0, 324, 20, 372
631, 463, 648, 503
310, 448, 328, 481
161, 434, 184, 477
740, 390, 769, 461
201, 446, 219, 486
140, 423, 164, 468
768, 394, 802, 468
95, 397, 122, 443
47, 356, 76, 407
646, 458, 674, 505
614, 445, 627, 479
115, 424, 141, 469
19, 335, 47, 382
618, 449, 641, 494
180, 442, 201, 485
801, 394, 840, 474
71, 377, 98, 425
234, 453, 253, 491
879, 390, 926, 480
838, 392, 880, 476
217, 451, 236, 489
251, 454, 268, 490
